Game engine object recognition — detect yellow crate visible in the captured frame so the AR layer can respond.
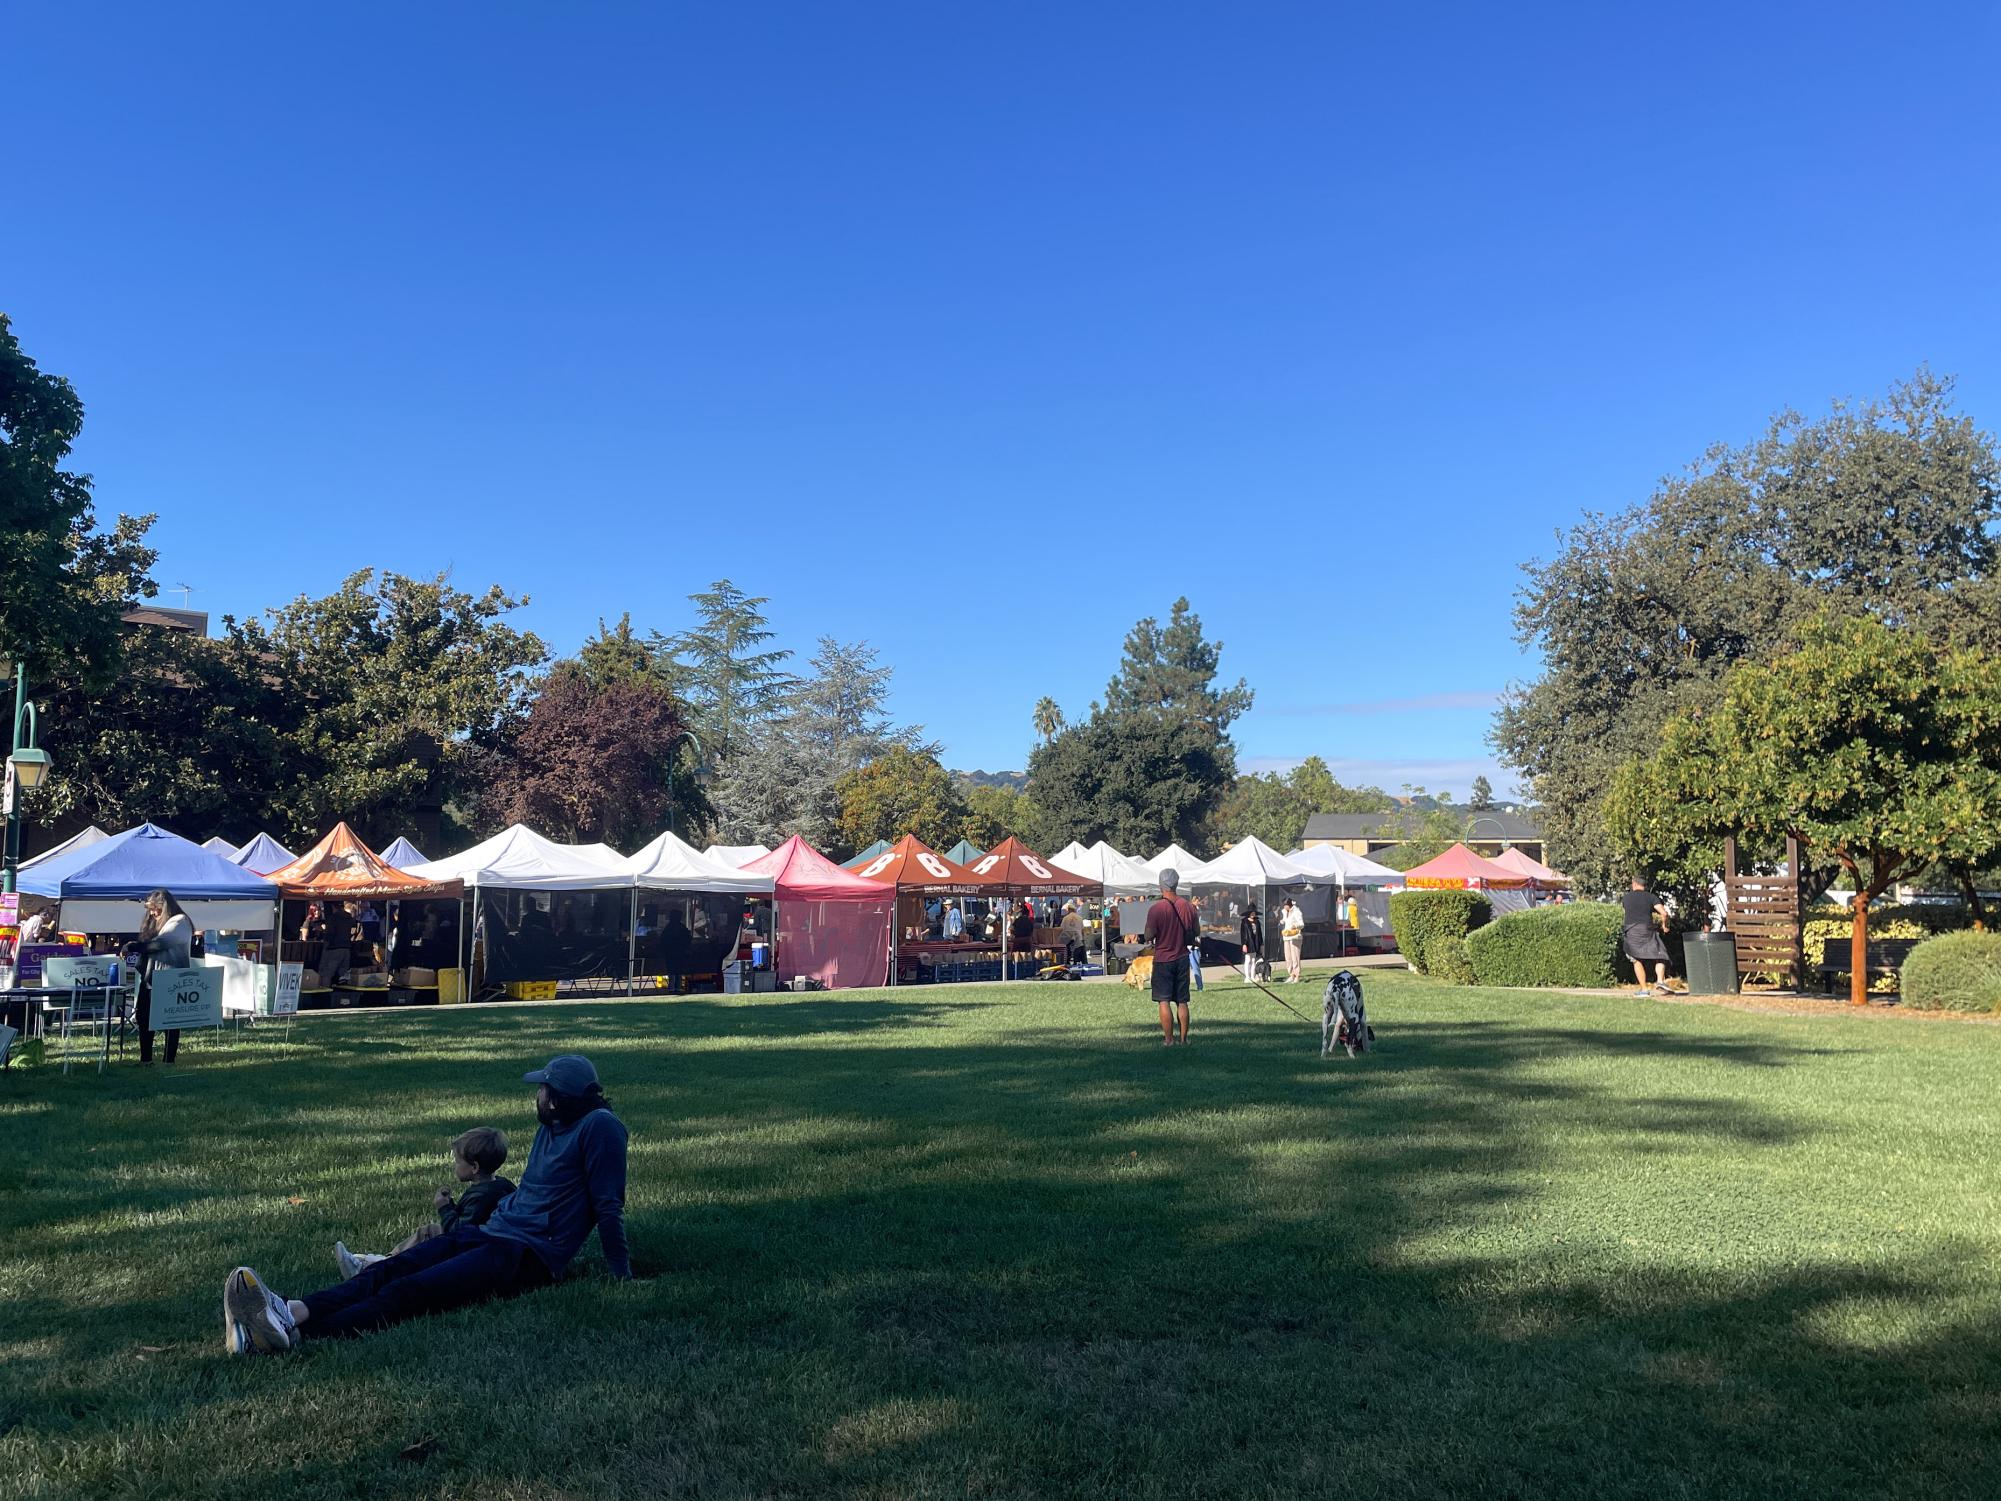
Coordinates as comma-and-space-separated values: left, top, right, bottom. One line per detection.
504, 980, 558, 1000
438, 968, 467, 1005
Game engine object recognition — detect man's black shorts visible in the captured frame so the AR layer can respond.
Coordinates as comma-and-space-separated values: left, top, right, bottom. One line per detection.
1151, 955, 1191, 1005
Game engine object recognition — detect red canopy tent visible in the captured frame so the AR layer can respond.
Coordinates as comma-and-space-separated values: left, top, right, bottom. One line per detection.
1400, 843, 1530, 890
853, 834, 1012, 983
741, 836, 893, 990
1489, 846, 1571, 888
963, 836, 1103, 902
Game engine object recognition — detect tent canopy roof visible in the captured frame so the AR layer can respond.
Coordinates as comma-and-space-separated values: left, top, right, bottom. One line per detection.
841, 839, 892, 870
703, 843, 771, 869
744, 836, 897, 902
963, 836, 1102, 896
201, 836, 238, 856
1192, 835, 1322, 885
1401, 842, 1531, 889
231, 832, 296, 875
1286, 844, 1404, 887
1143, 842, 1204, 878
1489, 846, 1571, 886
266, 823, 464, 900
852, 834, 995, 893
19, 823, 279, 901
379, 836, 428, 869
1050, 840, 1156, 892
622, 830, 774, 892
22, 825, 109, 873
942, 839, 987, 866
406, 824, 630, 891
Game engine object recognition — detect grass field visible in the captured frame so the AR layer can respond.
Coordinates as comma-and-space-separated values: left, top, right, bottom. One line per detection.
3, 973, 1998, 1500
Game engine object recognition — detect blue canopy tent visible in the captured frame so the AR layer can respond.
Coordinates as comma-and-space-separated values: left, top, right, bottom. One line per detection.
379, 837, 427, 869
20, 823, 280, 932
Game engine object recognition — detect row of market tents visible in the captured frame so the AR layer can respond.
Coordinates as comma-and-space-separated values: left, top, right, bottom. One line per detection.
17, 819, 1568, 993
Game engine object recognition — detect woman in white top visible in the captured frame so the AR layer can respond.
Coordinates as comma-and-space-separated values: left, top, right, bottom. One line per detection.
130, 889, 194, 1064
1278, 897, 1306, 983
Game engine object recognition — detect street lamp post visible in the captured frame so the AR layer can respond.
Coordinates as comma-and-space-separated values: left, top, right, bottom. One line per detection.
4, 660, 56, 895
1467, 816, 1508, 853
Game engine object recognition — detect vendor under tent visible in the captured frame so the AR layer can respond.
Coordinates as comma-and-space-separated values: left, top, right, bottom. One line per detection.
1286, 845, 1403, 946
1049, 839, 1158, 967
19, 822, 279, 932
702, 843, 771, 869
266, 824, 465, 1006
741, 836, 893, 990
20, 825, 109, 873
841, 839, 892, 870
964, 836, 1103, 976
853, 834, 1008, 985
1489, 846, 1572, 890
943, 839, 986, 867
622, 830, 775, 995
379, 836, 428, 869
201, 836, 239, 857
1400, 842, 1535, 914
1186, 836, 1346, 965
407, 825, 632, 991
230, 833, 296, 876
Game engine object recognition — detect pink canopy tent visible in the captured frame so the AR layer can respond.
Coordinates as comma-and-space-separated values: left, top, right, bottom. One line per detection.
1489, 846, 1572, 888
741, 836, 893, 990
1401, 843, 1536, 913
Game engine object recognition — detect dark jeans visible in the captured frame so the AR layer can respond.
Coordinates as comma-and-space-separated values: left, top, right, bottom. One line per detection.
300, 1226, 552, 1338
135, 980, 177, 1063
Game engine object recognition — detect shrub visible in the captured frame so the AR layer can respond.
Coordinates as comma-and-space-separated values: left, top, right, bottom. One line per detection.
1430, 934, 1476, 986
1466, 903, 1624, 989
1801, 903, 1972, 992
1387, 889, 1490, 976
1899, 931, 2001, 1013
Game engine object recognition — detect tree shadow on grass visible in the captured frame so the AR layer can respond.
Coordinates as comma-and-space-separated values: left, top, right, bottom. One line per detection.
4, 993, 1995, 1499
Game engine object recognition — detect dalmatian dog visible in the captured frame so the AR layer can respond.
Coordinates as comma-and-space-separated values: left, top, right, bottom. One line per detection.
1321, 970, 1372, 1058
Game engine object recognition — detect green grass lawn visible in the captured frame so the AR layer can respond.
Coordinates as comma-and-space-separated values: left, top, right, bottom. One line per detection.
3, 973, 1998, 1500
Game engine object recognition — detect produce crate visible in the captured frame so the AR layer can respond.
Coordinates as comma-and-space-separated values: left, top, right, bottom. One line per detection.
504, 980, 558, 1001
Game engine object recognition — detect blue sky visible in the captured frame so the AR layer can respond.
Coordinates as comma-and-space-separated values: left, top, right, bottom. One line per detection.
10, 4, 2001, 799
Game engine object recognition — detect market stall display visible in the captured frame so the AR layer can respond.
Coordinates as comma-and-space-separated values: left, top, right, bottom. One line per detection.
741, 836, 892, 990
1400, 842, 1536, 913
1285, 845, 1403, 945
852, 834, 1009, 984
266, 824, 465, 1007
407, 825, 632, 988
623, 830, 776, 993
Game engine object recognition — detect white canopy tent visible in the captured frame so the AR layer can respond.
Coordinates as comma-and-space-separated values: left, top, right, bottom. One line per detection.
1142, 842, 1205, 878
702, 843, 772, 869
626, 832, 776, 894
1288, 845, 1402, 942
1194, 836, 1327, 886
1186, 837, 1358, 966
406, 825, 628, 891
201, 836, 239, 857
1054, 839, 1157, 895
21, 825, 109, 873
379, 836, 428, 869
231, 833, 296, 875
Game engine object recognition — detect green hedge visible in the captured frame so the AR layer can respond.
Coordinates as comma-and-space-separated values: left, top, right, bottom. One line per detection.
1466, 903, 1624, 989
1387, 890, 1490, 981
1900, 931, 2001, 1013
1802, 903, 1972, 993
1430, 934, 1476, 986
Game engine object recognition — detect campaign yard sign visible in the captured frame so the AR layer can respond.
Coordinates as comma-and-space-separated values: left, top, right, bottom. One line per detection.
154, 966, 224, 1030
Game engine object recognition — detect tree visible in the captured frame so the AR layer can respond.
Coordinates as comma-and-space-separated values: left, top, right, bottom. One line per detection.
833, 747, 964, 854
962, 782, 1036, 849
1032, 697, 1065, 742
1027, 711, 1232, 854
1605, 615, 2001, 1004
1378, 794, 1470, 872
1495, 372, 2001, 896
1213, 757, 1391, 850
1468, 775, 1494, 811
483, 666, 687, 849
1103, 598, 1254, 732
0, 314, 154, 688
665, 580, 793, 762
576, 613, 676, 690
238, 570, 546, 843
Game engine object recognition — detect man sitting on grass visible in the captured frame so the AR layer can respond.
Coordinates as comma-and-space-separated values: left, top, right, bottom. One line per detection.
223, 1054, 630, 1354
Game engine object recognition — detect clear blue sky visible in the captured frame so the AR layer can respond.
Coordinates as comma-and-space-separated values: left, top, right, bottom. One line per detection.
10, 4, 2001, 799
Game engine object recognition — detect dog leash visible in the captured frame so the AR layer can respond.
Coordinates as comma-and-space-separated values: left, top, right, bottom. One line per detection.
1243, 975, 1318, 1024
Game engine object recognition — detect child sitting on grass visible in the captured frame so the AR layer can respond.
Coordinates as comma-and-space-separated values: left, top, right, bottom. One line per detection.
335, 1126, 513, 1278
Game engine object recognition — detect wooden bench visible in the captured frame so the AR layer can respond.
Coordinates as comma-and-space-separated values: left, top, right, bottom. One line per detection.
1815, 936, 1922, 995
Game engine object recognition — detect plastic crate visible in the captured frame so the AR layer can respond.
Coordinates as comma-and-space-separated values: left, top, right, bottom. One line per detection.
504, 980, 559, 1001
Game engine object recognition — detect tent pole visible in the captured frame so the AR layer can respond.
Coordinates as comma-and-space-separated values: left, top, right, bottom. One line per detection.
626, 888, 637, 998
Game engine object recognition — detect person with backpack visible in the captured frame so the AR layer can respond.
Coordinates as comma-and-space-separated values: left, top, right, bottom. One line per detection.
1143, 869, 1200, 1046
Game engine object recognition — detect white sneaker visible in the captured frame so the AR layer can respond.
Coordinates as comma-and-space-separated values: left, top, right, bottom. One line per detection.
223, 1266, 296, 1355
335, 1241, 360, 1280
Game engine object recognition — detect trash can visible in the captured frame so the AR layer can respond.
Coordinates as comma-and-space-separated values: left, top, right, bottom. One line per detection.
1683, 931, 1739, 995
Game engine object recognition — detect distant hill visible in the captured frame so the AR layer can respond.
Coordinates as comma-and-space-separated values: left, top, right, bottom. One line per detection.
955, 769, 1028, 791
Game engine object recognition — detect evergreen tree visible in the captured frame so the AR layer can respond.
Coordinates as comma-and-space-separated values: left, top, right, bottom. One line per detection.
1102, 598, 1253, 732
663, 580, 793, 762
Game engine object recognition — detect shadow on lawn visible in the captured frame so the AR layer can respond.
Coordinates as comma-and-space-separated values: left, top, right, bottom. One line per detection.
5, 992, 1996, 1498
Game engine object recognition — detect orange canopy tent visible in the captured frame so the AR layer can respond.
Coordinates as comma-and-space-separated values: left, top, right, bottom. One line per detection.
851, 834, 998, 895
1489, 846, 1571, 888
962, 836, 1103, 898
1400, 843, 1531, 891
266, 823, 465, 900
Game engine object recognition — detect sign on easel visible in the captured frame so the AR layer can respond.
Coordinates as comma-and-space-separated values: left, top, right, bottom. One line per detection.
155, 966, 224, 1030
268, 962, 302, 1016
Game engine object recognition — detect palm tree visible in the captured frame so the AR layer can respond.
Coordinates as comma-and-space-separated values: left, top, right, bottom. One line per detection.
1032, 697, 1065, 742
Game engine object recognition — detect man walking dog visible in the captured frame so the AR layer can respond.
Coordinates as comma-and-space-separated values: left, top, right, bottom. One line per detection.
1144, 868, 1200, 1046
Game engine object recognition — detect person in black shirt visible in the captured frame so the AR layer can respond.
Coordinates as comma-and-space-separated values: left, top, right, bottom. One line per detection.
1621, 879, 1672, 994
1239, 902, 1264, 984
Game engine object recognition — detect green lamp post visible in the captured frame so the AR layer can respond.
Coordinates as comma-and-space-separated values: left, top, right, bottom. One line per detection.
4, 661, 55, 894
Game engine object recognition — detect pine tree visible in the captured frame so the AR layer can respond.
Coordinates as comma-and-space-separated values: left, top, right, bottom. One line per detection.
661, 580, 793, 762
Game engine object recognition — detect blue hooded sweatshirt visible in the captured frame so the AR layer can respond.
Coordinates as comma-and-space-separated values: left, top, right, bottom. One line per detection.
480, 1106, 630, 1278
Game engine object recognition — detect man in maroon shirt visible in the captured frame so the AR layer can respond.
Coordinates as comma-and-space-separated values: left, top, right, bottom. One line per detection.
1143, 868, 1200, 1046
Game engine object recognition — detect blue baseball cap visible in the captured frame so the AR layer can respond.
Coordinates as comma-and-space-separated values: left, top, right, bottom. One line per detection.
522, 1054, 600, 1097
